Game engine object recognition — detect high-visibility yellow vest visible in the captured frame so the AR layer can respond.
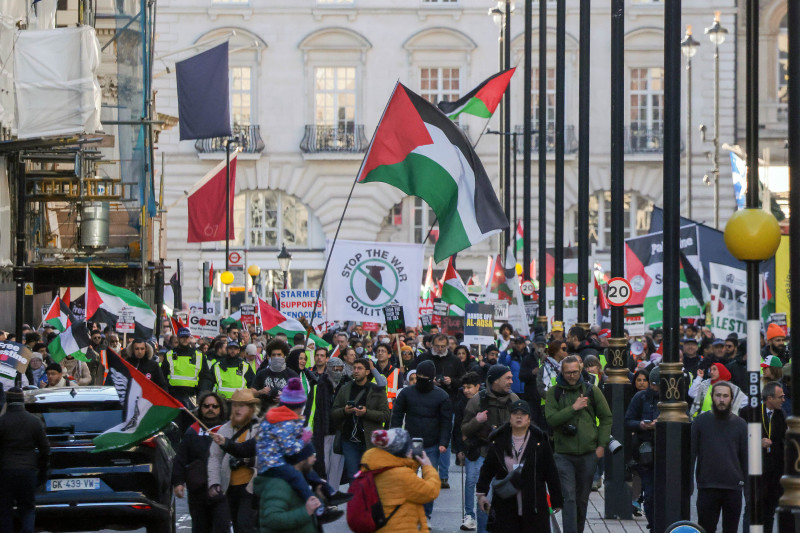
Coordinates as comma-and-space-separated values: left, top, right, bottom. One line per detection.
386, 367, 400, 409
166, 350, 203, 388
308, 384, 318, 431
694, 386, 714, 418
213, 361, 248, 398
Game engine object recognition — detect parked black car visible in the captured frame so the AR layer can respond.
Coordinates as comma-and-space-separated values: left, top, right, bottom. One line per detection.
24, 386, 177, 533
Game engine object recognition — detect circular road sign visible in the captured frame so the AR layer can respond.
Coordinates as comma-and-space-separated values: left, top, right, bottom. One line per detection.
228, 251, 242, 265
606, 277, 633, 307
520, 280, 535, 296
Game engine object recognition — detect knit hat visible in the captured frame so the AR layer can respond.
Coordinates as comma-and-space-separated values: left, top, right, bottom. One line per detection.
30, 352, 44, 361
761, 355, 784, 369
46, 362, 62, 373
484, 345, 499, 355
711, 362, 732, 383
487, 364, 511, 386
405, 370, 416, 385
371, 428, 411, 457
6, 387, 24, 405
649, 365, 660, 385
286, 443, 315, 465
416, 360, 436, 379
279, 377, 307, 407
767, 323, 785, 341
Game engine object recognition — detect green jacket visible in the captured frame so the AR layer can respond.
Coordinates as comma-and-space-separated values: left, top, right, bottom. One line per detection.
255, 476, 319, 533
330, 380, 390, 448
545, 374, 612, 456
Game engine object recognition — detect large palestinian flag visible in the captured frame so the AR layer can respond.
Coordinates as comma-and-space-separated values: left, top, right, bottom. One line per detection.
43, 294, 75, 332
441, 257, 470, 316
48, 321, 92, 362
357, 83, 508, 262
86, 269, 157, 339
257, 298, 330, 349
94, 349, 183, 452
436, 68, 515, 120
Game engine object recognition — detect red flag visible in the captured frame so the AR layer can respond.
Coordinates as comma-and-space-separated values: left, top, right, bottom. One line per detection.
187, 156, 237, 243
595, 274, 610, 311
62, 287, 71, 307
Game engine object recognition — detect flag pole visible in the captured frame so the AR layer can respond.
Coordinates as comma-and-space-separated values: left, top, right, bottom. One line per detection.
181, 406, 210, 432
304, 82, 401, 347
225, 139, 231, 272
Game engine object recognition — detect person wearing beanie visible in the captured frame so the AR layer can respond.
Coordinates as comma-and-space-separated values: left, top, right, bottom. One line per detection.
25, 352, 47, 388
624, 365, 661, 530
254, 377, 344, 524
461, 363, 519, 531
391, 359, 453, 515
689, 362, 747, 418
43, 362, 74, 388
763, 323, 788, 363
304, 355, 348, 487
360, 428, 440, 533
0, 387, 50, 533
477, 344, 501, 382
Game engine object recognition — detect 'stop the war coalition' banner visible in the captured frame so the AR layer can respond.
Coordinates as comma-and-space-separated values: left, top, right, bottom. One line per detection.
325, 240, 424, 325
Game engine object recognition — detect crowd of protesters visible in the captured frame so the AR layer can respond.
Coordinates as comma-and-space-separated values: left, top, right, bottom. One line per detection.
0, 315, 793, 533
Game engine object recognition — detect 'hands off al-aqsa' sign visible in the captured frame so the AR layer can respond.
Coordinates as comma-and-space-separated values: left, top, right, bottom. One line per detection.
326, 240, 424, 326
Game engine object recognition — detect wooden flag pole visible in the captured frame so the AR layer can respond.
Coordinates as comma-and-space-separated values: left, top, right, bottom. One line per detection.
181, 406, 211, 432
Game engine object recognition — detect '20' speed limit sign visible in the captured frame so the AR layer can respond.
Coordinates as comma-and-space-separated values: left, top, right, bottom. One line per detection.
606, 277, 632, 307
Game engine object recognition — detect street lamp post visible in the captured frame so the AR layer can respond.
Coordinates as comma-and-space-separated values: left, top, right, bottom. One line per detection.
536, 0, 548, 332
576, 0, 590, 332
247, 264, 261, 303
553, 0, 565, 323
277, 244, 292, 290
680, 26, 699, 220
523, 0, 532, 278
704, 11, 728, 229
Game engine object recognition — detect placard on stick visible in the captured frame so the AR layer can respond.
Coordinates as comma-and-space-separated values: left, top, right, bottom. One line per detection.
463, 303, 495, 346
441, 316, 464, 337
383, 304, 406, 334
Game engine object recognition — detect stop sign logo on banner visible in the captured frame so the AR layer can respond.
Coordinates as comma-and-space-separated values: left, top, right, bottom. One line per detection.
606, 277, 633, 307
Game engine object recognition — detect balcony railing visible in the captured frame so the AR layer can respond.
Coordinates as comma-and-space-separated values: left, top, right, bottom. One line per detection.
300, 124, 369, 153
514, 125, 578, 154
625, 126, 664, 153
195, 124, 266, 154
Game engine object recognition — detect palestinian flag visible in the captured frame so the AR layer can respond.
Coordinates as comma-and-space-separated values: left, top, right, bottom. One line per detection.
436, 68, 516, 120
516, 220, 524, 252
86, 269, 157, 339
48, 321, 92, 362
594, 272, 610, 311
43, 295, 75, 332
93, 349, 183, 453
257, 298, 331, 349
441, 257, 470, 316
499, 246, 530, 336
358, 83, 508, 262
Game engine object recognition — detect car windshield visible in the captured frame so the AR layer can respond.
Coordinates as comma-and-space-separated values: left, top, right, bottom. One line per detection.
27, 401, 123, 434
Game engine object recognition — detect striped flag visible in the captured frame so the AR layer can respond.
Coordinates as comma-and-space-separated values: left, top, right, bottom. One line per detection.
441, 257, 470, 316
48, 321, 92, 362
436, 68, 515, 120
358, 83, 508, 262
516, 220, 524, 252
93, 349, 183, 453
257, 298, 330, 349
86, 269, 157, 339
43, 294, 75, 332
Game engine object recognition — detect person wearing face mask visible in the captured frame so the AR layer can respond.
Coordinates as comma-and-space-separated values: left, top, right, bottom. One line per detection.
254, 339, 298, 410
305, 356, 349, 485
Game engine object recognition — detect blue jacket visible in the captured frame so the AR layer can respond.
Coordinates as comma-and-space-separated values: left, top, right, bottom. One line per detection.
499, 347, 528, 395
624, 388, 660, 439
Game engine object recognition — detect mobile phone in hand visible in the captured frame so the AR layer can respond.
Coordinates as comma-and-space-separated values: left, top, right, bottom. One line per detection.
411, 438, 424, 457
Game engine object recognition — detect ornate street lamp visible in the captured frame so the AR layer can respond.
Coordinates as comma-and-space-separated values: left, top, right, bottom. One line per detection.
277, 244, 292, 290
681, 26, 700, 219
703, 11, 728, 229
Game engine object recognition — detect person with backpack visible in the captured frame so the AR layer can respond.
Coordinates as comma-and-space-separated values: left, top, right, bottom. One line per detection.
353, 428, 440, 533
545, 355, 612, 533
461, 365, 519, 533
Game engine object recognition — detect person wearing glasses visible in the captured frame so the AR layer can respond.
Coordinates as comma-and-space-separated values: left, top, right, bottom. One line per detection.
536, 340, 569, 409
739, 381, 787, 533
172, 391, 229, 533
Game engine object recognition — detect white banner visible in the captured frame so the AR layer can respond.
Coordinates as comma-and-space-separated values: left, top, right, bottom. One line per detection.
189, 313, 221, 338
279, 289, 324, 322
709, 262, 748, 339
325, 240, 424, 325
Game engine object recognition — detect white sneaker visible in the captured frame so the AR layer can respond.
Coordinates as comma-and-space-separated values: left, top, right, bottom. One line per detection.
461, 515, 477, 531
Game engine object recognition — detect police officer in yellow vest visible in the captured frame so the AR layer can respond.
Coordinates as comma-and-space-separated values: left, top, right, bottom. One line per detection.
160, 327, 213, 408
211, 342, 256, 401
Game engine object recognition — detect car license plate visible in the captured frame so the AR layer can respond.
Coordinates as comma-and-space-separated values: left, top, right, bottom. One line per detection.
48, 478, 100, 491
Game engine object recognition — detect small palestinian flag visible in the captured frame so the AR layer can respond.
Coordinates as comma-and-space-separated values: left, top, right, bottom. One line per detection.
441, 257, 470, 316
257, 298, 330, 349
516, 220, 524, 252
86, 269, 157, 339
436, 68, 516, 120
43, 295, 75, 332
48, 321, 92, 362
358, 83, 508, 262
94, 349, 183, 452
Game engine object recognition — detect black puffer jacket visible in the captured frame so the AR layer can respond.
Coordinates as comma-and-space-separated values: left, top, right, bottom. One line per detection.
414, 351, 466, 400
0, 404, 49, 472
172, 421, 219, 494
390, 384, 453, 449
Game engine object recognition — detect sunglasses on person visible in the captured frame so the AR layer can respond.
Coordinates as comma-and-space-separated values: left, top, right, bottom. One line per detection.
201, 403, 220, 409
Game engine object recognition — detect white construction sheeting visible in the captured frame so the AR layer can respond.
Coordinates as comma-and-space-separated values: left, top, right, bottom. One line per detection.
14, 26, 101, 139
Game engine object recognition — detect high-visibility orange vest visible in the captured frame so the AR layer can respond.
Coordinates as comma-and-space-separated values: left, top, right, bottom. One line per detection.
386, 367, 400, 410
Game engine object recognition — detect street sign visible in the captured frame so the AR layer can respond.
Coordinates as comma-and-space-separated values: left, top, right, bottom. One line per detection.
520, 280, 535, 296
606, 277, 633, 307
228, 251, 243, 266
24, 282, 33, 296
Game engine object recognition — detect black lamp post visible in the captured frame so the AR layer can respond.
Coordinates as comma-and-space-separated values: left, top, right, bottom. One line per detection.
536, 0, 548, 332
553, 0, 565, 323
277, 244, 292, 290
576, 0, 590, 332
653, 0, 693, 530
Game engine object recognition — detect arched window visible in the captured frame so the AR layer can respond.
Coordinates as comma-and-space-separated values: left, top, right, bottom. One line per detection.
234, 190, 325, 249
570, 192, 654, 251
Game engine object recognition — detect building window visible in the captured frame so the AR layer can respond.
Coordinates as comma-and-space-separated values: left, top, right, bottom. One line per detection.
245, 190, 324, 249
314, 67, 356, 130
413, 197, 438, 244
628, 67, 663, 152
572, 192, 653, 251
420, 67, 460, 105
778, 14, 788, 104
533, 67, 556, 134
231, 67, 252, 127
